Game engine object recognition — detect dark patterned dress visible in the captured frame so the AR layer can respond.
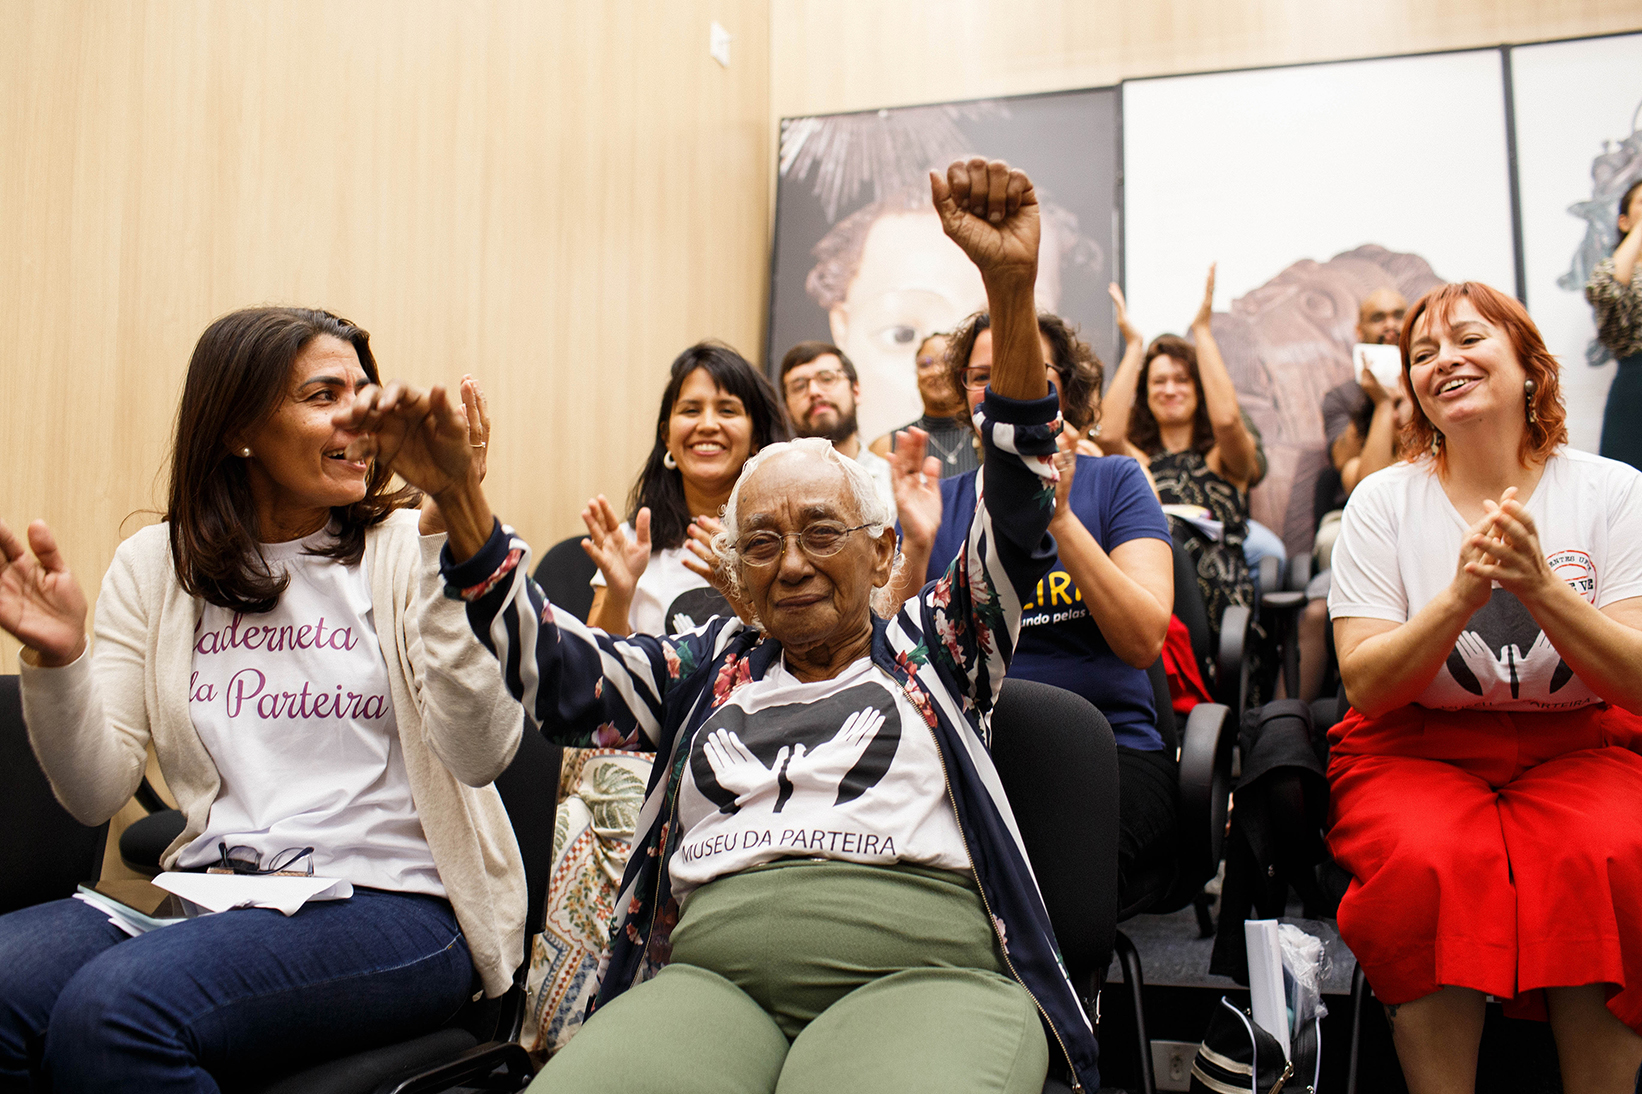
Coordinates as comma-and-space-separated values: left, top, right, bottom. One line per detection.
1149, 448, 1255, 641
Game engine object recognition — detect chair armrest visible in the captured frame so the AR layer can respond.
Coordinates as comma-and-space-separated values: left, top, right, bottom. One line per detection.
1286, 552, 1312, 592
1215, 604, 1251, 711
381, 1040, 535, 1094
1178, 702, 1234, 877
1257, 555, 1282, 596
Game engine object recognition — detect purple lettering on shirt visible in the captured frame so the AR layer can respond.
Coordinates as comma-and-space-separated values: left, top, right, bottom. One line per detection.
225, 668, 266, 718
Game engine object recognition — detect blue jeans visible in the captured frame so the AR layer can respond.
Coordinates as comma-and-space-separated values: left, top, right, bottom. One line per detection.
0, 888, 473, 1092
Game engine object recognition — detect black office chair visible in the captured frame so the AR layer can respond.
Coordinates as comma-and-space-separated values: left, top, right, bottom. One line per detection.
1170, 539, 1252, 715
231, 721, 563, 1094
988, 679, 1120, 1094
0, 675, 109, 915
1099, 662, 1235, 1094
119, 777, 185, 876
532, 535, 599, 623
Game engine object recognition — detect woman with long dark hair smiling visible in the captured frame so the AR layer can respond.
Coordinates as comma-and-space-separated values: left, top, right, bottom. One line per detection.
0, 307, 524, 1090
581, 342, 789, 635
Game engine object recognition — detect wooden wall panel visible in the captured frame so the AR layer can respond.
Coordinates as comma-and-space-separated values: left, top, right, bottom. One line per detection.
0, 0, 771, 673
771, 0, 1642, 118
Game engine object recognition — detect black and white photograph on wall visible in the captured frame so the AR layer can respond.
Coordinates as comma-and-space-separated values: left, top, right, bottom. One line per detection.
1511, 31, 1642, 466
1122, 49, 1517, 556
768, 88, 1119, 445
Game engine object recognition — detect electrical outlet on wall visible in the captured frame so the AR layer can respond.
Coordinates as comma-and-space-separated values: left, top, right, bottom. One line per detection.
1151, 1040, 1198, 1092
709, 22, 731, 67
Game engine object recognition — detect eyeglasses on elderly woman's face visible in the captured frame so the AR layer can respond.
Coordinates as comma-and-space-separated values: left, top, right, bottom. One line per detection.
737, 521, 873, 567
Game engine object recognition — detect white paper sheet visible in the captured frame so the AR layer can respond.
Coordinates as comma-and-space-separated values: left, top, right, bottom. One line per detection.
153, 872, 353, 916
1244, 918, 1291, 1058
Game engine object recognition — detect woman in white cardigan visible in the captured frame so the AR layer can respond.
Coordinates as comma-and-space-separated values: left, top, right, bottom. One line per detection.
0, 307, 525, 1092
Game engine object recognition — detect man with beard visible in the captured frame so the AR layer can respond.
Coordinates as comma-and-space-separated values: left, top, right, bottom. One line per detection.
779, 341, 896, 521
1315, 289, 1411, 569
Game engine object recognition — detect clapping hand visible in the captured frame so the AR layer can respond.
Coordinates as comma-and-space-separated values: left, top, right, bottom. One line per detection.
889, 427, 943, 552
1108, 282, 1141, 344
0, 519, 88, 667
581, 496, 651, 600
1468, 489, 1556, 602
682, 515, 756, 624
1192, 264, 1217, 331
930, 158, 1039, 285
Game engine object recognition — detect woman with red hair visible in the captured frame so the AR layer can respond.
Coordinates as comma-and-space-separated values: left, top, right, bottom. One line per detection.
1327, 282, 1642, 1091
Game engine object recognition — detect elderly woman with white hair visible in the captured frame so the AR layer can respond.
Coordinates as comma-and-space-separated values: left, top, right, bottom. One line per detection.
337, 158, 1099, 1094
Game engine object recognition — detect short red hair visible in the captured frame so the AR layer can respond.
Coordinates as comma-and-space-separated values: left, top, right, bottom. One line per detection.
1398, 282, 1567, 469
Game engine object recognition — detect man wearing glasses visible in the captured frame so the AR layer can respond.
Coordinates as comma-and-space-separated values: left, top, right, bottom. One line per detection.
778, 342, 897, 522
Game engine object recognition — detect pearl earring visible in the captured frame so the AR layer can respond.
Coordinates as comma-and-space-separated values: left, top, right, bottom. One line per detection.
663, 451, 678, 470
240, 447, 252, 458
1524, 378, 1537, 426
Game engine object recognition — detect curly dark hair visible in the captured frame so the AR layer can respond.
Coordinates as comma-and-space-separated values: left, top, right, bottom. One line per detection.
167, 307, 420, 615
628, 342, 791, 550
944, 311, 1104, 434
1126, 334, 1216, 457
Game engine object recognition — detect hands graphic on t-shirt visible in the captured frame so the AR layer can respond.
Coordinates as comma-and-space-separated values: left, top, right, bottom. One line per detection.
701, 705, 886, 813
1449, 628, 1570, 699
702, 728, 786, 808
785, 706, 885, 797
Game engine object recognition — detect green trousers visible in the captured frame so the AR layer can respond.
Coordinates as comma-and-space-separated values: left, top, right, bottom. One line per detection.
534, 860, 1050, 1093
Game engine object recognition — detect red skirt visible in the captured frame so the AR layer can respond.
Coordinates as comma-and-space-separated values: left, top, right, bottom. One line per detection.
1326, 702, 1642, 1030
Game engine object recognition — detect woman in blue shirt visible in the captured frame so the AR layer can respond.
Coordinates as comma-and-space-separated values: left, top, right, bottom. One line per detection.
899, 311, 1178, 890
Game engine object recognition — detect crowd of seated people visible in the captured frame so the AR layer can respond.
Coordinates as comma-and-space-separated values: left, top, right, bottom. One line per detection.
3, 156, 1642, 1094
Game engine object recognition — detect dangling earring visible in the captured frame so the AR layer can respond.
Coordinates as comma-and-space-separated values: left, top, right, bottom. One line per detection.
663, 451, 678, 470
1430, 430, 1444, 454
1524, 378, 1538, 426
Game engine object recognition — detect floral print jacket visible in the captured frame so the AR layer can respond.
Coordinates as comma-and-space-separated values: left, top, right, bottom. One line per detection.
442, 389, 1101, 1091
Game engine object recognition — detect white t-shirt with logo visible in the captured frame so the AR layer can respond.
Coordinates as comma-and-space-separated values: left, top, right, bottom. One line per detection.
1329, 449, 1642, 711
180, 530, 443, 894
669, 655, 970, 895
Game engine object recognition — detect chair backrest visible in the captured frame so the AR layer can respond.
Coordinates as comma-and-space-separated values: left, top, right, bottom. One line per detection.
989, 679, 1120, 1001
1169, 538, 1215, 675
0, 676, 108, 914
532, 536, 600, 623
1146, 658, 1180, 756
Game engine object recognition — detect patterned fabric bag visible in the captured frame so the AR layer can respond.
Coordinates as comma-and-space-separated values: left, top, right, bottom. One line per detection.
519, 747, 652, 1062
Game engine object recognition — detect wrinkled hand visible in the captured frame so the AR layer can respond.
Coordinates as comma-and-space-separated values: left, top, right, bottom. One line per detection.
682, 516, 754, 624
785, 706, 884, 798
334, 380, 474, 498
1108, 282, 1141, 342
0, 519, 88, 666
702, 728, 782, 808
930, 158, 1039, 284
1468, 492, 1556, 603
581, 497, 651, 599
889, 428, 944, 550
1191, 264, 1217, 330
420, 375, 493, 534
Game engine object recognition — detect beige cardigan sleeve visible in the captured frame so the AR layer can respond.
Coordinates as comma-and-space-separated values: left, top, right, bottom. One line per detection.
18, 532, 157, 826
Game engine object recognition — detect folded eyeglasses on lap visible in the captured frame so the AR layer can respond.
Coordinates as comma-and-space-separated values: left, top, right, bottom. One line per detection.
210, 842, 316, 877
